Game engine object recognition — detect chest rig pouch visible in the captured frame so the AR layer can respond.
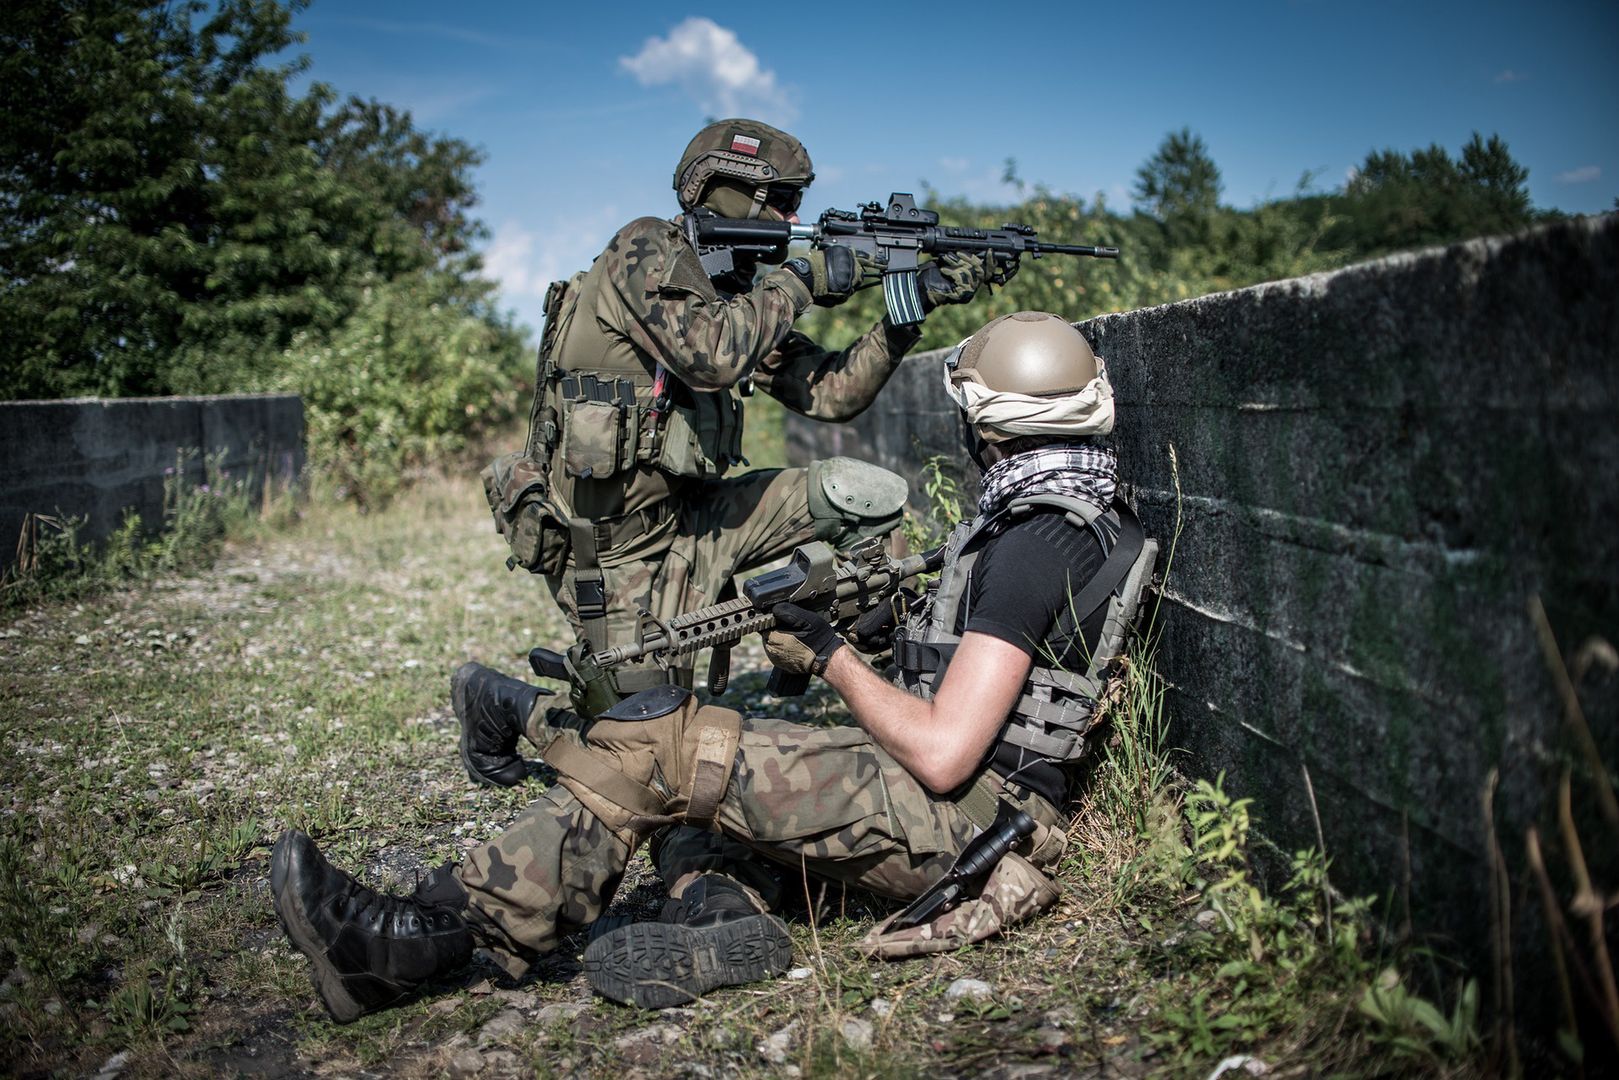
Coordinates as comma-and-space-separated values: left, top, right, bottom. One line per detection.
480, 272, 590, 574
539, 232, 745, 486
892, 494, 1159, 764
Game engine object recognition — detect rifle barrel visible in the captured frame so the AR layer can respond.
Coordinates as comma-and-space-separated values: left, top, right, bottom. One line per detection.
1032, 241, 1120, 259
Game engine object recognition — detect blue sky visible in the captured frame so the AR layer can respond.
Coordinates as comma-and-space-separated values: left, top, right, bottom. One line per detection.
291, 0, 1619, 333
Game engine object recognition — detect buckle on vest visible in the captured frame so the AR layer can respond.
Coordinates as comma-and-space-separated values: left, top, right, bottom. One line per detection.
576, 573, 607, 620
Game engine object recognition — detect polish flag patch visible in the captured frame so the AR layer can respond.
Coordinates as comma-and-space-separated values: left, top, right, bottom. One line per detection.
730, 134, 761, 156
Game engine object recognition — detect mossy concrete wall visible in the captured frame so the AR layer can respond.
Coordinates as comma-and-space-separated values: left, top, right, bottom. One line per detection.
0, 394, 305, 572
786, 214, 1619, 990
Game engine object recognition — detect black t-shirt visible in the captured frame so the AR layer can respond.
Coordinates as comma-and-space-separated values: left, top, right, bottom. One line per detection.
953, 508, 1109, 807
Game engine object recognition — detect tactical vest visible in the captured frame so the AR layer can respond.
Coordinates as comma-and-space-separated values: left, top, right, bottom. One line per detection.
525, 230, 744, 488
891, 494, 1158, 764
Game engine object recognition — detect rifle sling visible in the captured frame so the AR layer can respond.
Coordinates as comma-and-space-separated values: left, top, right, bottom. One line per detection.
568, 517, 609, 649
1060, 501, 1146, 629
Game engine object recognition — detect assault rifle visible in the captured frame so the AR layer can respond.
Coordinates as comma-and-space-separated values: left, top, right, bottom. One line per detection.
531, 536, 943, 716
688, 191, 1119, 325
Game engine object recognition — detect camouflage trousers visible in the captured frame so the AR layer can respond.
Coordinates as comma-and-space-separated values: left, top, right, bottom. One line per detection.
455, 713, 1064, 976
541, 466, 895, 696
524, 465, 904, 929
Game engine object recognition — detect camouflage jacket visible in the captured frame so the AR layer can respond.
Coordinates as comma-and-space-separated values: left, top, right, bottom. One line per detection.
548, 216, 924, 518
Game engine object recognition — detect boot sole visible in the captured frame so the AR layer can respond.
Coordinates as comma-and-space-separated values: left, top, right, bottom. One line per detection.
453, 663, 520, 789
269, 834, 365, 1024
583, 915, 793, 1009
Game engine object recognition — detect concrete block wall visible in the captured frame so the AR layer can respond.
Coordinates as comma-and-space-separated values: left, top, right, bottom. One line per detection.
0, 394, 305, 572
786, 214, 1619, 996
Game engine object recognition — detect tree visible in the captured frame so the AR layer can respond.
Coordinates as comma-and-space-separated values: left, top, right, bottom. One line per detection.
1458, 132, 1531, 232
0, 0, 512, 401
1333, 132, 1533, 255
1133, 128, 1223, 222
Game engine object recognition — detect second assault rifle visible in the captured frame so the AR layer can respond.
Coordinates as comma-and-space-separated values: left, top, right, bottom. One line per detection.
531, 537, 943, 716
689, 191, 1119, 325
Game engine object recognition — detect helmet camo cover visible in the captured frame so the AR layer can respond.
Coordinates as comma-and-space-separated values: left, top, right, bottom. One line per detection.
674, 119, 813, 214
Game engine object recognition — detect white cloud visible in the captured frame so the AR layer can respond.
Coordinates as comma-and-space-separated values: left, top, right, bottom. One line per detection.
814, 164, 846, 186
1557, 165, 1601, 184
938, 157, 971, 173
1493, 69, 1527, 84
483, 223, 547, 303
619, 18, 794, 122
482, 210, 622, 332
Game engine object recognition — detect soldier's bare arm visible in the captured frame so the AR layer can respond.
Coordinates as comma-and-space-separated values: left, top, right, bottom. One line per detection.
605, 218, 816, 392
749, 320, 925, 422
821, 631, 1031, 794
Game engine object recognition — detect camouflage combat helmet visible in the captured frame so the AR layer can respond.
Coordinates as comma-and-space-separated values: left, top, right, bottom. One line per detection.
945, 311, 1112, 443
673, 119, 814, 220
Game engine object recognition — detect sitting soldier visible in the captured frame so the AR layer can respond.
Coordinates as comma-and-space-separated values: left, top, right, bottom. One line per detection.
271, 311, 1155, 1018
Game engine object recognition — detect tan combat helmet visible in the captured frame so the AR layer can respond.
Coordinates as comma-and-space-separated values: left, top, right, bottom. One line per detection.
673, 119, 814, 220
945, 311, 1114, 442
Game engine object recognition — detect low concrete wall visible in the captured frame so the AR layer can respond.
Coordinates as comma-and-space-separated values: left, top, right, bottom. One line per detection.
787, 215, 1619, 998
0, 394, 305, 570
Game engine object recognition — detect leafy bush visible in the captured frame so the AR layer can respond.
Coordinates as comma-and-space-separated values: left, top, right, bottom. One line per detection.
278, 272, 527, 506
1, 0, 528, 507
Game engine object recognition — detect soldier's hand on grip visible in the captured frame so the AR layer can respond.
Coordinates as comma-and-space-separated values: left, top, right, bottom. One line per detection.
846, 587, 916, 654
920, 251, 1021, 310
786, 248, 873, 307
763, 602, 845, 676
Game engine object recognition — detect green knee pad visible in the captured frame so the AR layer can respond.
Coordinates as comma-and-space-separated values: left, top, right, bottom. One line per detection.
806, 457, 908, 544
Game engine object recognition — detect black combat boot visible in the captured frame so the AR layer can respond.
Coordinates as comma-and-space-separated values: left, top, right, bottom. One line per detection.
270, 831, 473, 1023
452, 661, 549, 787
583, 873, 793, 1009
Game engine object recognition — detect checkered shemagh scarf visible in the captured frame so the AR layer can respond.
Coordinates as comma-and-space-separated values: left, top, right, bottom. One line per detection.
977, 444, 1117, 519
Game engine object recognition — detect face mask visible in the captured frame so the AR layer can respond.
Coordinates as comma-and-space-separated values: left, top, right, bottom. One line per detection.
960, 412, 990, 472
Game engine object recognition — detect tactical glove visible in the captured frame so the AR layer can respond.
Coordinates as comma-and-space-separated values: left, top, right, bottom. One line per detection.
786, 247, 873, 307
763, 602, 845, 676
846, 587, 917, 654
919, 250, 1021, 310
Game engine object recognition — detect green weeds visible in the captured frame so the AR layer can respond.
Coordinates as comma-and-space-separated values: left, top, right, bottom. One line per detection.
1, 449, 273, 613
1082, 653, 1483, 1075
902, 453, 968, 552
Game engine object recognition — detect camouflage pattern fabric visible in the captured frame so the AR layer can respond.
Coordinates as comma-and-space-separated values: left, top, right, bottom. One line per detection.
455, 715, 1065, 976
549, 216, 923, 520
918, 249, 1021, 310
459, 784, 632, 977
855, 850, 1061, 958
537, 467, 857, 699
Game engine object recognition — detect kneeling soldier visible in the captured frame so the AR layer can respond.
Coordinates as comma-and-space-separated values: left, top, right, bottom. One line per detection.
271, 312, 1155, 1018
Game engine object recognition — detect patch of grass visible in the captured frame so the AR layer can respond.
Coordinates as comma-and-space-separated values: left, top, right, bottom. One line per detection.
0, 449, 284, 614
0, 459, 1490, 1078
